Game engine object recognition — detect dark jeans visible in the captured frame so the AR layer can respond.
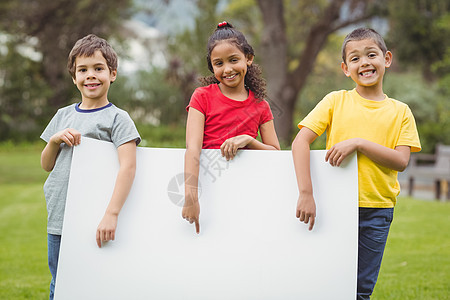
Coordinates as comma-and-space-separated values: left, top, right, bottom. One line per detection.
357, 207, 394, 300
48, 234, 61, 300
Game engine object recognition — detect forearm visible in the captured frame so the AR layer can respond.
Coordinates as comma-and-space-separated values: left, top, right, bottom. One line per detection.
292, 137, 314, 196
41, 141, 61, 172
356, 139, 410, 171
105, 163, 136, 216
184, 147, 201, 203
246, 136, 280, 150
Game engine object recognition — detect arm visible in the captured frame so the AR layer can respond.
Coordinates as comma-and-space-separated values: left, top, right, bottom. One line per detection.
41, 128, 81, 172
220, 120, 281, 160
96, 140, 137, 248
292, 127, 318, 231
182, 108, 205, 234
325, 138, 411, 171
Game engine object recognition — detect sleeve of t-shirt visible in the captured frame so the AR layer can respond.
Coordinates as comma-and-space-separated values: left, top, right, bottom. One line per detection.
397, 105, 421, 152
259, 100, 274, 125
40, 109, 61, 143
298, 93, 334, 137
186, 88, 207, 115
111, 110, 141, 148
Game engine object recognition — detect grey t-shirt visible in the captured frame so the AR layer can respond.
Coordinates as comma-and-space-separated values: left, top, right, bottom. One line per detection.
40, 102, 141, 235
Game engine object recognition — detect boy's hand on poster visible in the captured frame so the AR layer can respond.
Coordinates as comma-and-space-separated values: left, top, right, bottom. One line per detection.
96, 212, 118, 248
51, 128, 81, 147
296, 194, 316, 231
220, 135, 252, 160
325, 138, 359, 167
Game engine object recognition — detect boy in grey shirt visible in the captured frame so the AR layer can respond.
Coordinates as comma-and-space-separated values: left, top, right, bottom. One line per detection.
40, 34, 140, 300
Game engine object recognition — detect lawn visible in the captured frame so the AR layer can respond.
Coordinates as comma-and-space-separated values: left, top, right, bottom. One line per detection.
0, 144, 449, 299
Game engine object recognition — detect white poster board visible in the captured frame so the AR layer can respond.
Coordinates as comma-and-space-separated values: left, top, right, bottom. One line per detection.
55, 137, 358, 300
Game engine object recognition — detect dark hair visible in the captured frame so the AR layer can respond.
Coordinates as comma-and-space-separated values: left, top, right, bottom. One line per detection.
67, 34, 118, 79
341, 28, 387, 64
200, 21, 267, 100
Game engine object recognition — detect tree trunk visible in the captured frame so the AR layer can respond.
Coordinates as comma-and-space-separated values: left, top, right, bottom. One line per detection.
257, 0, 379, 145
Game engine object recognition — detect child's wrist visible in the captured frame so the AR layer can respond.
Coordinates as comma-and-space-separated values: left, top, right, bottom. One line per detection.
105, 209, 120, 216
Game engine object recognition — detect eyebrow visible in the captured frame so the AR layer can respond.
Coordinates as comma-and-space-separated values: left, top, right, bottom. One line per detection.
212, 53, 241, 61
76, 63, 107, 69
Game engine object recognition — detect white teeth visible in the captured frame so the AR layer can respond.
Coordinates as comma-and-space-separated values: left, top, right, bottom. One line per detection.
361, 71, 374, 76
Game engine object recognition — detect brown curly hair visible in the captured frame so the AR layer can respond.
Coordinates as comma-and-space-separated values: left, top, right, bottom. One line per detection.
199, 22, 267, 101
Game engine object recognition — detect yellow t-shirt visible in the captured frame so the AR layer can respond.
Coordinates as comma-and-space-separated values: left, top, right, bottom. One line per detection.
299, 89, 421, 208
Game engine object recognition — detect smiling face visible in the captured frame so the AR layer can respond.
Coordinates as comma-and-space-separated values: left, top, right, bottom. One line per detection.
210, 40, 253, 99
72, 50, 117, 108
341, 38, 392, 99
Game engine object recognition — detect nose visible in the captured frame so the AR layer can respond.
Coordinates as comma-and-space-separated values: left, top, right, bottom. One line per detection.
223, 63, 233, 73
86, 68, 96, 78
360, 56, 370, 66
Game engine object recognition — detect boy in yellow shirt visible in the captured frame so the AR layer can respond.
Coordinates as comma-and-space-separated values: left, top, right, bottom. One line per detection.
292, 28, 421, 299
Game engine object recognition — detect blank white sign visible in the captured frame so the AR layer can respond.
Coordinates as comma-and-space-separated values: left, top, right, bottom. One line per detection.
55, 137, 358, 300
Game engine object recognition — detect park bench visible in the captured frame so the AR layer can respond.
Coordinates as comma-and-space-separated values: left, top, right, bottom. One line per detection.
408, 144, 450, 201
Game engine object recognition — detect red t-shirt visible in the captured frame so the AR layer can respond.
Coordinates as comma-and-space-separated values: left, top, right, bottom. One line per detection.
186, 84, 274, 149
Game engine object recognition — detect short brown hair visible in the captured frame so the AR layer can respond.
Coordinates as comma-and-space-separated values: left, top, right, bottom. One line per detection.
341, 28, 387, 64
67, 34, 118, 78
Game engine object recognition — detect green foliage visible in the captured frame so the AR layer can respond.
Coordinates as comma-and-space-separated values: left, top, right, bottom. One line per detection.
170, 0, 220, 73
383, 72, 450, 153
112, 67, 188, 128
387, 0, 450, 80
0, 37, 52, 141
136, 124, 186, 148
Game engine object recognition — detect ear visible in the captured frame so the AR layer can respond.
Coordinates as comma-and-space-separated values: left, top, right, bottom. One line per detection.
341, 62, 350, 77
72, 76, 77, 84
110, 70, 117, 83
384, 51, 393, 68
246, 54, 254, 66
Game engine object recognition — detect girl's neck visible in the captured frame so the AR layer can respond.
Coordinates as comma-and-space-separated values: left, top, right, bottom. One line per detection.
218, 83, 248, 101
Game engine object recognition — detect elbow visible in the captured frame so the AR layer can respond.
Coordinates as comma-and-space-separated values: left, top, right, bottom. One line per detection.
397, 160, 409, 172
291, 134, 303, 152
40, 157, 54, 172
42, 165, 53, 172
121, 162, 136, 179
185, 143, 202, 157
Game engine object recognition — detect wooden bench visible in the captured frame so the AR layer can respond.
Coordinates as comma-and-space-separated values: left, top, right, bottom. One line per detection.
408, 144, 450, 200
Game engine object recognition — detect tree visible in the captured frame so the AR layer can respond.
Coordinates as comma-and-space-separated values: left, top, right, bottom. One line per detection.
386, 0, 450, 81
255, 0, 387, 144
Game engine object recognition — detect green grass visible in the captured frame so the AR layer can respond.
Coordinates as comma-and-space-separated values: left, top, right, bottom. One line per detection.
0, 144, 449, 299
372, 198, 450, 299
0, 144, 49, 300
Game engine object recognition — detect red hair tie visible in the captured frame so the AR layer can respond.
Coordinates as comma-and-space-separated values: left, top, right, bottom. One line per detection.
218, 21, 228, 28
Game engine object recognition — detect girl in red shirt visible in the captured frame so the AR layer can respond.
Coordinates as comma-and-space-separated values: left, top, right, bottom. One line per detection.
182, 21, 280, 233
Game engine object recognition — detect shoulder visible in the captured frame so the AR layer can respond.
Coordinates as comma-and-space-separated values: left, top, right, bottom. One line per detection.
312, 90, 348, 109
192, 84, 218, 98
386, 97, 408, 108
327, 89, 354, 101
53, 103, 78, 117
108, 104, 134, 120
385, 97, 412, 114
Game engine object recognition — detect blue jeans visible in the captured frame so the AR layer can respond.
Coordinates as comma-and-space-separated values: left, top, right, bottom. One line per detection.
48, 234, 61, 300
357, 207, 394, 300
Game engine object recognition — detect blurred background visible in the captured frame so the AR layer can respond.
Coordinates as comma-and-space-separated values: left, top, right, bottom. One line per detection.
0, 0, 448, 150
0, 1, 449, 299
